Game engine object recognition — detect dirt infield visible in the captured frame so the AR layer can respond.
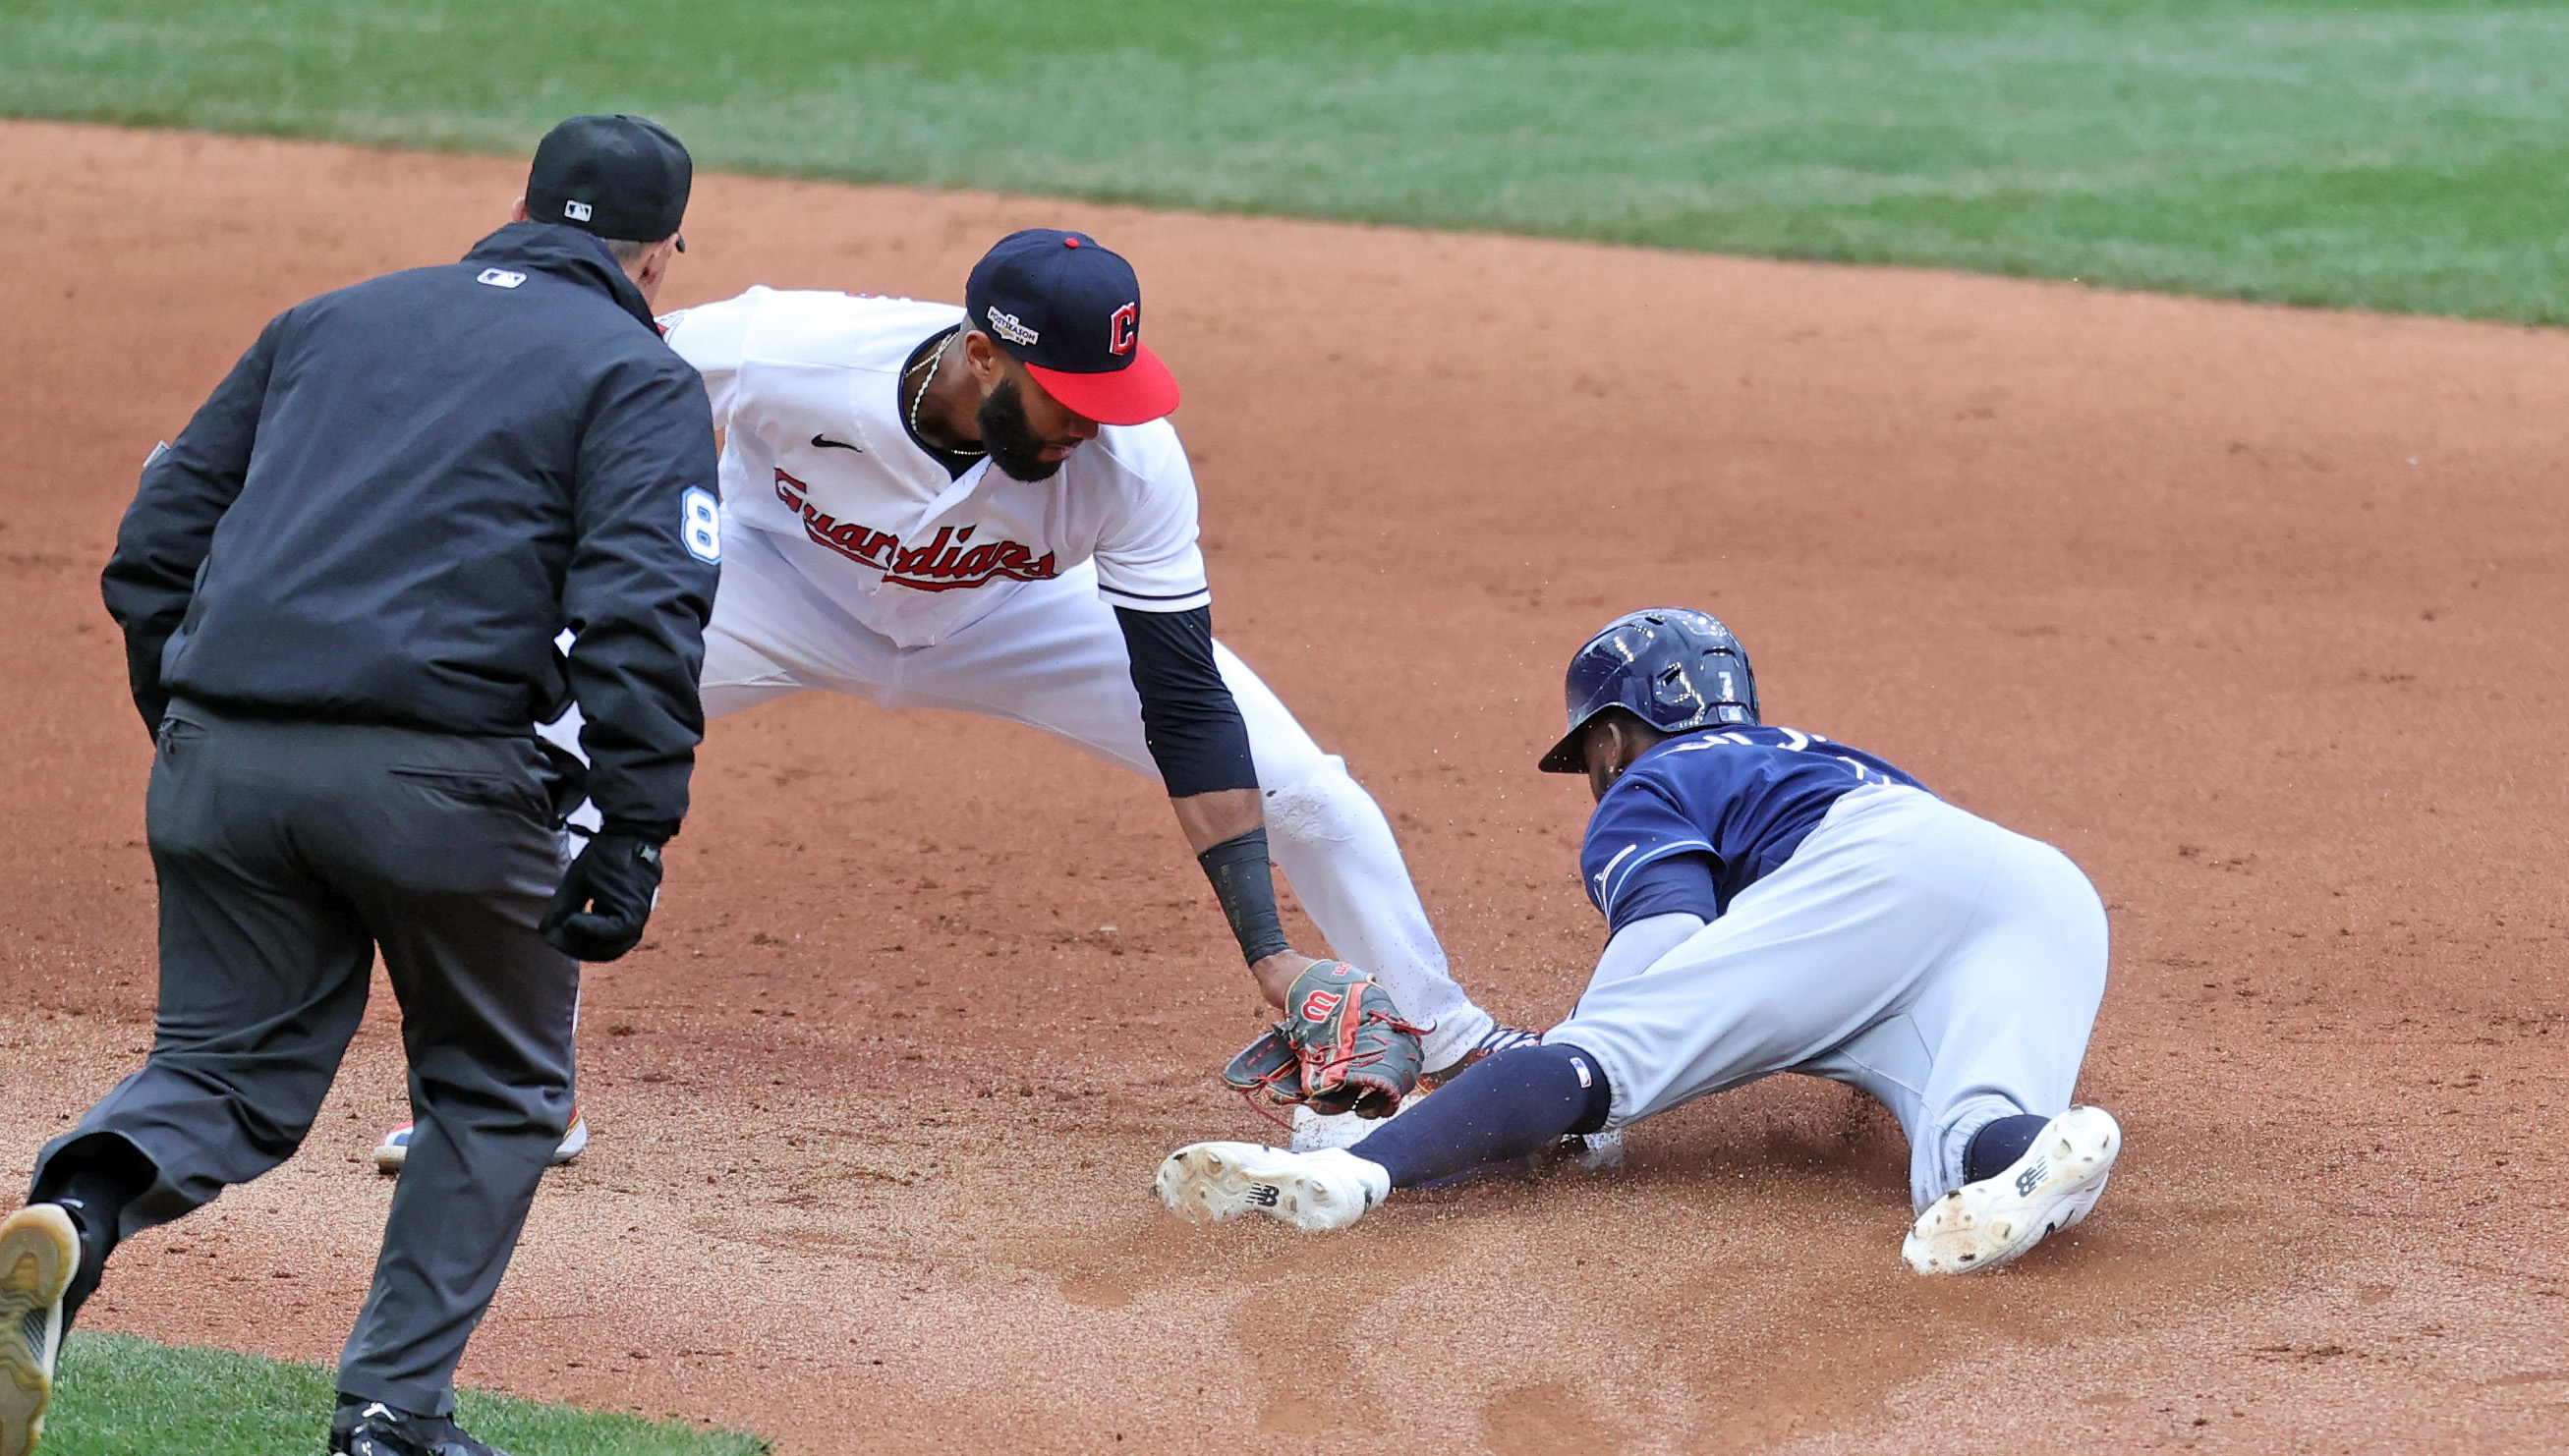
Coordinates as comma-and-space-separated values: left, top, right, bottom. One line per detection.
2, 120, 2564, 1453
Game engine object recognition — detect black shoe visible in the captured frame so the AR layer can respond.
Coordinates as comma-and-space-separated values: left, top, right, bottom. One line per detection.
331, 1398, 516, 1456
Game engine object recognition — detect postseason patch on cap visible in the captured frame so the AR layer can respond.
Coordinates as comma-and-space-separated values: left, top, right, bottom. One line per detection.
963, 228, 1179, 426
984, 308, 1040, 348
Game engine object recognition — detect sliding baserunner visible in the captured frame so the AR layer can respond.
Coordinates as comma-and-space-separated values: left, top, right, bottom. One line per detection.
1156, 608, 2123, 1274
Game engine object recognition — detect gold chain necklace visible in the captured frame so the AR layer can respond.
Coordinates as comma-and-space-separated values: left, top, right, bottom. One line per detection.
905, 326, 984, 455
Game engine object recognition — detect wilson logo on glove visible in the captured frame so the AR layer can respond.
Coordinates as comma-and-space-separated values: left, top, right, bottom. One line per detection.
1222, 961, 1430, 1124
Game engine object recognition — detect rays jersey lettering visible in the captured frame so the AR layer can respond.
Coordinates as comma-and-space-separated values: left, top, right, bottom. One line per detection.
1580, 726, 1929, 931
772, 469, 1058, 590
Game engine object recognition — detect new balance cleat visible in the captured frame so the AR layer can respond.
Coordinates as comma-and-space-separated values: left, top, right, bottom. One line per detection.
1904, 1105, 2121, 1275
0, 1204, 79, 1456
373, 1110, 588, 1175
1156, 1143, 1390, 1233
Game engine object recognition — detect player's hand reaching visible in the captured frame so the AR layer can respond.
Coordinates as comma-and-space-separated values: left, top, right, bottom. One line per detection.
540, 832, 664, 962
1223, 960, 1428, 1119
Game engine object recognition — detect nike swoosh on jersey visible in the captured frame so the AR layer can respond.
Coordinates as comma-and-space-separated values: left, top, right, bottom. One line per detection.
1593, 842, 1638, 901
811, 433, 863, 452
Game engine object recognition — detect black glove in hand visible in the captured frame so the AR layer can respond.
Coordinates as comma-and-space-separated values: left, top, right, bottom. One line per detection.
540, 833, 664, 962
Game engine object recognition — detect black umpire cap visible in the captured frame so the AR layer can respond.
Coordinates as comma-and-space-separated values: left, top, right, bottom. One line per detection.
526, 114, 692, 251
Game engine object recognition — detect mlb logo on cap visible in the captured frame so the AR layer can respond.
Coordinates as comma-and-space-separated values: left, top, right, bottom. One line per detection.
965, 229, 1180, 426
525, 114, 693, 246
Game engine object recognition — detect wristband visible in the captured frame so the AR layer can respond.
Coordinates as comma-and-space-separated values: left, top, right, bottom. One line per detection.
1197, 827, 1292, 966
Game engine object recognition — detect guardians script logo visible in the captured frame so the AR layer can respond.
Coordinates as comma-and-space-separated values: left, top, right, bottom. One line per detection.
772, 469, 1058, 591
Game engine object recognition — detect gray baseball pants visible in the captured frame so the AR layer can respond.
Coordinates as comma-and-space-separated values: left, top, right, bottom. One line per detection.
29, 702, 578, 1416
1549, 784, 2109, 1212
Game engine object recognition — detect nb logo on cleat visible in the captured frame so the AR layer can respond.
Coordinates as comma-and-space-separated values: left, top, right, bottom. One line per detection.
2015, 1158, 2049, 1198
1246, 1184, 1281, 1207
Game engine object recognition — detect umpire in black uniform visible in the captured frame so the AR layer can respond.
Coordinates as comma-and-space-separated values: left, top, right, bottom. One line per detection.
0, 116, 719, 1456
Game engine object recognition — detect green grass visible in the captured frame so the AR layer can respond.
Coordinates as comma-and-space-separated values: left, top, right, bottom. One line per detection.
40, 1333, 769, 1456
2, 1, 2567, 321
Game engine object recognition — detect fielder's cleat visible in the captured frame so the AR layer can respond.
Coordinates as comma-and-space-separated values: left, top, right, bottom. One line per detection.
1155, 1142, 1390, 1233
1567, 1125, 1626, 1171
1286, 1104, 1374, 1153
0, 1204, 79, 1456
1420, 1025, 1543, 1089
330, 1397, 515, 1456
372, 1110, 588, 1175
1903, 1105, 2121, 1275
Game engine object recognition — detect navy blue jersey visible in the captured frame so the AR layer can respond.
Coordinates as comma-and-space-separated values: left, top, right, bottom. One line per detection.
1579, 726, 1928, 932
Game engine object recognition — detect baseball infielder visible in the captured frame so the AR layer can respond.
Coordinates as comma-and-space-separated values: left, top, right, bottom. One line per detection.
1157, 609, 2123, 1274
553, 229, 1513, 1112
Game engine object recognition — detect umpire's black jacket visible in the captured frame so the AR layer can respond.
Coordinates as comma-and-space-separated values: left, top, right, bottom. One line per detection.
102, 222, 719, 838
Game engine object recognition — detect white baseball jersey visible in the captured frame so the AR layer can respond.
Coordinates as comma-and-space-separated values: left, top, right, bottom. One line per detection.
659, 287, 1211, 649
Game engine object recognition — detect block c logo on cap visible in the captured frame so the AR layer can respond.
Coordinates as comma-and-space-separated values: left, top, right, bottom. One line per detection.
1108, 303, 1138, 357
563, 199, 594, 222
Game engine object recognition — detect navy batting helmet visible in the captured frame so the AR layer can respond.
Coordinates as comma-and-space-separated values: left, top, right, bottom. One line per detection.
1536, 608, 1758, 773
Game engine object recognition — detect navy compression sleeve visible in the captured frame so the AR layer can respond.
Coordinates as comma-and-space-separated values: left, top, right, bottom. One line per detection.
1114, 605, 1256, 797
1348, 1044, 1613, 1189
1116, 605, 1288, 963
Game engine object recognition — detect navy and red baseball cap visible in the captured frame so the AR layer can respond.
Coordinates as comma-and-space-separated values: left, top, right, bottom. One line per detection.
965, 229, 1179, 426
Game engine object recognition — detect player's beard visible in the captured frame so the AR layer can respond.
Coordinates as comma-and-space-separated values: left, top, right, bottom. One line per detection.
978, 378, 1063, 482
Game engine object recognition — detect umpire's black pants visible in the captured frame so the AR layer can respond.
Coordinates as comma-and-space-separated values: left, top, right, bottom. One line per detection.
30, 701, 578, 1416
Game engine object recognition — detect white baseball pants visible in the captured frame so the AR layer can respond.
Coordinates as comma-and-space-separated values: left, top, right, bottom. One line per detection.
697, 525, 1496, 1063
1546, 784, 2107, 1210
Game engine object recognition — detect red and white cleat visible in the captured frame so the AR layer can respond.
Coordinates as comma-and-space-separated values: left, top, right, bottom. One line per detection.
372, 1110, 589, 1175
